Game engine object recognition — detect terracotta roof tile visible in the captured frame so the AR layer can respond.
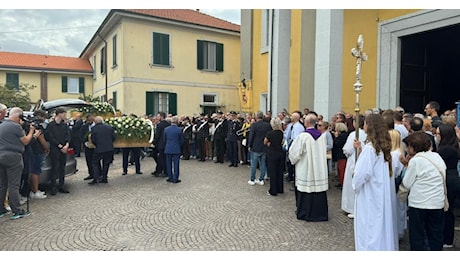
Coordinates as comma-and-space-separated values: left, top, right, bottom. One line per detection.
0, 51, 92, 73
123, 9, 240, 33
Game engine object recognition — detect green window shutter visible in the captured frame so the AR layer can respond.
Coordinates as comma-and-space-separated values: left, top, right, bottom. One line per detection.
100, 47, 106, 74
6, 73, 19, 90
168, 93, 177, 115
161, 34, 170, 65
146, 92, 154, 116
61, 76, 68, 92
216, 43, 224, 72
79, 77, 85, 93
153, 33, 161, 64
112, 35, 117, 66
153, 33, 170, 66
197, 40, 203, 70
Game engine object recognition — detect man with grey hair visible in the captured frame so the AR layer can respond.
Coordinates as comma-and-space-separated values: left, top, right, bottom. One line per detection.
0, 103, 7, 122
289, 112, 329, 222
89, 116, 116, 184
164, 116, 184, 183
247, 111, 272, 186
0, 107, 40, 219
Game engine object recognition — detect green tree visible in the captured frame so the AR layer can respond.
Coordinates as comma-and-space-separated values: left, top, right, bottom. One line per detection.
0, 83, 36, 110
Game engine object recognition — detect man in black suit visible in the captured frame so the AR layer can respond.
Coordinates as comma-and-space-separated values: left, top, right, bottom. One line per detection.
226, 111, 241, 167
70, 114, 83, 157
213, 112, 227, 163
89, 116, 116, 184
45, 107, 70, 195
181, 117, 192, 160
196, 114, 209, 162
80, 114, 95, 181
152, 111, 170, 177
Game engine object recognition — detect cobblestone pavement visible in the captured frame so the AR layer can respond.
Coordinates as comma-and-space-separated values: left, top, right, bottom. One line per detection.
0, 153, 458, 251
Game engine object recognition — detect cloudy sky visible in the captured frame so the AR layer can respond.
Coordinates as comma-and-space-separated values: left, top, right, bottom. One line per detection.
0, 9, 241, 57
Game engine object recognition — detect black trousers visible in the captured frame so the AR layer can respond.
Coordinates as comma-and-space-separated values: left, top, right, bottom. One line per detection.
267, 152, 284, 195
49, 147, 67, 188
227, 140, 238, 166
92, 151, 113, 181
214, 138, 225, 163
155, 148, 166, 174
181, 139, 190, 159
84, 147, 94, 177
196, 137, 206, 160
408, 207, 444, 250
122, 148, 140, 173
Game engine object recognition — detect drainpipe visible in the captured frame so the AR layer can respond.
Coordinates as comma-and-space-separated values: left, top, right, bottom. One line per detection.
97, 34, 108, 100
269, 9, 274, 112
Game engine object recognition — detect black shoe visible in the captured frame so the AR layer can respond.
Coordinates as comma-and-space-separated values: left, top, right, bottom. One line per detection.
51, 187, 58, 195
233, 164, 238, 167
58, 187, 70, 193
228, 164, 234, 167
83, 175, 93, 181
173, 179, 181, 183
151, 171, 157, 176
136, 172, 143, 175
88, 180, 100, 185
122, 172, 127, 175
156, 172, 168, 177
101, 179, 108, 183
166, 179, 173, 182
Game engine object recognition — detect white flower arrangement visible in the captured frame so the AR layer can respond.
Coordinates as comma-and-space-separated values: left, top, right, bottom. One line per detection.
78, 101, 115, 115
105, 116, 153, 142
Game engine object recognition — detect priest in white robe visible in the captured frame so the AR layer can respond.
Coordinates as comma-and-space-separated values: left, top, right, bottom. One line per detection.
288, 113, 328, 222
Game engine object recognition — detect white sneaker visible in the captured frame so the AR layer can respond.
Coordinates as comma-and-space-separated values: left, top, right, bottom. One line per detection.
4, 204, 11, 212
255, 180, 264, 186
30, 191, 47, 199
347, 213, 355, 219
19, 196, 28, 205
248, 180, 255, 186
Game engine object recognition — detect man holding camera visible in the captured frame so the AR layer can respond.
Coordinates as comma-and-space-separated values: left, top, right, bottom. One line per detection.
45, 108, 70, 195
0, 107, 39, 219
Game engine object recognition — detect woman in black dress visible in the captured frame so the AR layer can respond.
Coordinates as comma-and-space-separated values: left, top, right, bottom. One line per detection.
264, 117, 285, 196
435, 123, 460, 248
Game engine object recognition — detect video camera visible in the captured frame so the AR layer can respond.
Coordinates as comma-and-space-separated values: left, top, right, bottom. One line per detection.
20, 114, 46, 131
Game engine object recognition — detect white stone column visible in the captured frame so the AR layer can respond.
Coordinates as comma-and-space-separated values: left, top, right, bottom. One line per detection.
313, 9, 343, 120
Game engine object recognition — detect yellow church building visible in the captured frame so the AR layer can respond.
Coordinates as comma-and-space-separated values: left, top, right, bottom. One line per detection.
240, 9, 460, 118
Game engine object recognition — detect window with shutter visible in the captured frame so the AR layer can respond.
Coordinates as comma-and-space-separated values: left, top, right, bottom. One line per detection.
153, 32, 170, 66
197, 40, 223, 72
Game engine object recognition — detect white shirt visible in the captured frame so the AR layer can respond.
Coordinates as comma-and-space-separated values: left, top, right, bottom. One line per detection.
402, 151, 446, 210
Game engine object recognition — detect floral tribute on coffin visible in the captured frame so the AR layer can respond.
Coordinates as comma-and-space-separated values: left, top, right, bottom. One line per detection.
105, 116, 154, 148
73, 101, 115, 119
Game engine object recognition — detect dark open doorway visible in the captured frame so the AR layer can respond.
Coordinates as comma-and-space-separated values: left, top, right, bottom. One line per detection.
400, 24, 460, 114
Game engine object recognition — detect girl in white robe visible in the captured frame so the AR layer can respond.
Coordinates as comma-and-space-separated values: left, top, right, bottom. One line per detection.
352, 114, 398, 251
341, 126, 367, 218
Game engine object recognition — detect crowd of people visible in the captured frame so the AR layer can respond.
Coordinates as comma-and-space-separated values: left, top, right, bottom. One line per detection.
1, 99, 460, 251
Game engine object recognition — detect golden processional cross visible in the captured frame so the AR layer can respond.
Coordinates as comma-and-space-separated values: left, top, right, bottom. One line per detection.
351, 34, 367, 159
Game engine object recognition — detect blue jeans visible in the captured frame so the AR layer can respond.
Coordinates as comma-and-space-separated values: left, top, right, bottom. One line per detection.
250, 151, 266, 181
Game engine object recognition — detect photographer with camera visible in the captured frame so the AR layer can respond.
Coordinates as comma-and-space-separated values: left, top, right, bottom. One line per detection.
0, 107, 40, 219
28, 110, 50, 200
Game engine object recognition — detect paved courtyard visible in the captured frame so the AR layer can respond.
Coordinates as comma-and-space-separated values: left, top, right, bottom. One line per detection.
0, 153, 458, 251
